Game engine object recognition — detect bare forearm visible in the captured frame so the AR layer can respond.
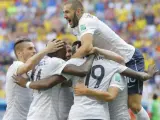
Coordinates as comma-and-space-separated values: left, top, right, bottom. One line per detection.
95, 48, 125, 65
121, 68, 151, 81
29, 75, 66, 90
85, 89, 113, 102
17, 49, 48, 75
63, 55, 95, 77
72, 46, 91, 58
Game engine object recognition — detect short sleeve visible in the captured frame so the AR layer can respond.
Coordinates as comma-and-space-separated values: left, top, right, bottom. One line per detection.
109, 61, 127, 73
109, 73, 126, 91
47, 57, 66, 75
12, 61, 28, 78
13, 61, 24, 75
117, 63, 127, 73
79, 17, 97, 39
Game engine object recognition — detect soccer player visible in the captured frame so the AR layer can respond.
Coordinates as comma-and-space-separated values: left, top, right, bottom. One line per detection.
3, 37, 63, 120
74, 73, 130, 120
63, 1, 150, 119
13, 42, 156, 120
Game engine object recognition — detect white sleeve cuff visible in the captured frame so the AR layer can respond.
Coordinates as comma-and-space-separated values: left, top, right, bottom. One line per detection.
109, 84, 125, 91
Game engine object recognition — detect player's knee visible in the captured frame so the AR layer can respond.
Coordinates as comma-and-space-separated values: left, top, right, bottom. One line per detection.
129, 103, 141, 113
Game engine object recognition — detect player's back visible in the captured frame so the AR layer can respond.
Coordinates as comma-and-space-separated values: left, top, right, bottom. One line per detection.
108, 76, 130, 120
27, 56, 65, 120
76, 13, 135, 63
3, 61, 32, 120
67, 56, 127, 120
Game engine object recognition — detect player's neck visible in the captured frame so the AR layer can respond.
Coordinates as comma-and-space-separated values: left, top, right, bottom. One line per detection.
18, 57, 26, 63
78, 13, 83, 20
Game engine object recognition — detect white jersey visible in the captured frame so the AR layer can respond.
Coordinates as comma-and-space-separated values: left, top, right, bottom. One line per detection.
108, 73, 130, 120
3, 61, 32, 120
71, 13, 135, 63
60, 56, 127, 120
27, 56, 66, 120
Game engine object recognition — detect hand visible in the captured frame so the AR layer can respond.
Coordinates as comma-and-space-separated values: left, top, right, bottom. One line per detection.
45, 39, 64, 53
74, 82, 88, 96
142, 64, 158, 81
146, 64, 159, 78
12, 75, 28, 88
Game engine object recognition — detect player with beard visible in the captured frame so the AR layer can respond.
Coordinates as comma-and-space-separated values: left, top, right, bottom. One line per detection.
63, 1, 151, 119
3, 37, 63, 120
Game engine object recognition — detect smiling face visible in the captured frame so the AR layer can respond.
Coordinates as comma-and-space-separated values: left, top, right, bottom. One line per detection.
63, 3, 79, 28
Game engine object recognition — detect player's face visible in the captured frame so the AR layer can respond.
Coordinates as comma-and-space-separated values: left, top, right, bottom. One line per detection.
21, 42, 36, 62
66, 45, 72, 60
63, 4, 79, 28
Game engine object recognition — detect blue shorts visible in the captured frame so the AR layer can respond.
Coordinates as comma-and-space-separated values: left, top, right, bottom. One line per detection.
125, 49, 144, 95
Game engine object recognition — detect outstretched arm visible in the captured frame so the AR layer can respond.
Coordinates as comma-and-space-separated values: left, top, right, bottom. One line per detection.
17, 40, 64, 75
13, 75, 66, 90
62, 54, 95, 77
93, 47, 125, 65
121, 64, 158, 81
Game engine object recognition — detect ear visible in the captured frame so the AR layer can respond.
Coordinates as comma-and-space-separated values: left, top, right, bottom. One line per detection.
76, 8, 81, 15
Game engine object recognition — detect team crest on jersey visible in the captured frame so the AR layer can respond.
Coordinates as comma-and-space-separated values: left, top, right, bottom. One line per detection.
80, 24, 86, 32
115, 74, 121, 82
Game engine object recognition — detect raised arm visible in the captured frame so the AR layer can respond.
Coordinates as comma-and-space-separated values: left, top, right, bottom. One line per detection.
93, 47, 125, 65
62, 54, 95, 77
17, 40, 64, 75
13, 75, 66, 90
72, 34, 93, 58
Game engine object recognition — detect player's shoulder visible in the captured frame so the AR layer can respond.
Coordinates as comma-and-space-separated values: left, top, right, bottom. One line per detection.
46, 56, 66, 68
6, 61, 24, 76
13, 61, 24, 66
8, 61, 24, 70
79, 13, 98, 24
66, 58, 85, 65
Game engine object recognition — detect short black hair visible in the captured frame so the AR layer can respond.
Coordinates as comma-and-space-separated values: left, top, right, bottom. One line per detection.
64, 0, 84, 11
72, 41, 81, 54
47, 39, 67, 58
72, 41, 81, 48
153, 93, 158, 100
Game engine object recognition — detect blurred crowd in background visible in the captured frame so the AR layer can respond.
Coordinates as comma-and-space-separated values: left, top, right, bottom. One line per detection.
0, 0, 160, 119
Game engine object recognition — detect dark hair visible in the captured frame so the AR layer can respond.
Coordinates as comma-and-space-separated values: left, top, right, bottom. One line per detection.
72, 41, 81, 48
72, 41, 81, 54
47, 40, 67, 58
14, 37, 31, 50
153, 93, 158, 100
64, 0, 84, 12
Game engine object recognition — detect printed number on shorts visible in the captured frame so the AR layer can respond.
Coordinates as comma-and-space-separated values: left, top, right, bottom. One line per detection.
85, 65, 105, 88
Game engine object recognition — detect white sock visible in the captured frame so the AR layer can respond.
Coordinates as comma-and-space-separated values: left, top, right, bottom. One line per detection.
135, 107, 150, 120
